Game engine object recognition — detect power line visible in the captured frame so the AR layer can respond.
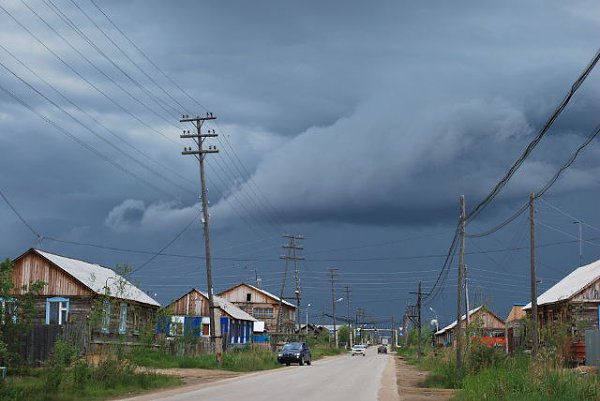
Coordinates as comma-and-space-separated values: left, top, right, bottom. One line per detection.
0, 187, 41, 239
465, 48, 600, 223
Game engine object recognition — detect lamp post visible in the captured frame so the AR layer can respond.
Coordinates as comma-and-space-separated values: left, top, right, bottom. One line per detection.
430, 307, 439, 348
429, 307, 439, 331
333, 297, 343, 348
306, 303, 311, 330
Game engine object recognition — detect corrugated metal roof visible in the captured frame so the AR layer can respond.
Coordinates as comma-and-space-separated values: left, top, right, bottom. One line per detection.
195, 289, 256, 322
35, 249, 160, 307
237, 283, 296, 308
524, 258, 600, 310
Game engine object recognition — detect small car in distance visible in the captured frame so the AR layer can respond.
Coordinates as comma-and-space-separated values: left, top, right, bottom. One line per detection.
351, 344, 366, 356
278, 342, 312, 366
377, 345, 387, 354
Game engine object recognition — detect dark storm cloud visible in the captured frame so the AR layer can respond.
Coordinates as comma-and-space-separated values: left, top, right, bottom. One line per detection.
1, 0, 599, 315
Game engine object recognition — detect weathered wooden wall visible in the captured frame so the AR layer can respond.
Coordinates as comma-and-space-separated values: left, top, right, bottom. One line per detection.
11, 252, 93, 296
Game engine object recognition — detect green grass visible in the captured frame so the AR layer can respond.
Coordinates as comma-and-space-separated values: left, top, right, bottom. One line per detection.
455, 356, 600, 401
128, 347, 281, 371
0, 362, 181, 401
310, 344, 346, 360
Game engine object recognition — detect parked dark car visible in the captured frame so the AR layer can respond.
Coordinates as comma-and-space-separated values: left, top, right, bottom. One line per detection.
377, 345, 387, 354
278, 342, 312, 366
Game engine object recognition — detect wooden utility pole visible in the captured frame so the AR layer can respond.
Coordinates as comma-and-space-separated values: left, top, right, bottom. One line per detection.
277, 234, 304, 337
456, 195, 466, 375
530, 193, 538, 358
279, 234, 304, 337
409, 281, 423, 360
329, 268, 339, 348
180, 113, 220, 358
345, 286, 352, 347
417, 281, 422, 360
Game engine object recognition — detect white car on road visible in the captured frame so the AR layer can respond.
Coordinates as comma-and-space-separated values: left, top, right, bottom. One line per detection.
351, 344, 366, 356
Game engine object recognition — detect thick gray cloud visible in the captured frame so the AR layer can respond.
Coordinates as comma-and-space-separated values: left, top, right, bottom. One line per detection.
1, 0, 599, 321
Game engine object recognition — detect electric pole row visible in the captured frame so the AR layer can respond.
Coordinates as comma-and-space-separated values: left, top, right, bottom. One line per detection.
180, 113, 221, 359
277, 234, 304, 337
329, 267, 339, 348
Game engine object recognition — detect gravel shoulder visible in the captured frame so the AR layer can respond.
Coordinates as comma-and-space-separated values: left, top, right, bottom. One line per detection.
395, 356, 455, 401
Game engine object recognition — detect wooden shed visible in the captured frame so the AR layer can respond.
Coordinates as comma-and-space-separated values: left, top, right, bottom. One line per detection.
9, 248, 160, 360
218, 283, 297, 335
160, 288, 256, 345
434, 305, 505, 348
505, 303, 527, 353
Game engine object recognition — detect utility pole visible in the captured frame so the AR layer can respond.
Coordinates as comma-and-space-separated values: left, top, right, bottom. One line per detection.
180, 113, 220, 358
391, 315, 395, 351
345, 286, 352, 347
279, 235, 304, 337
573, 220, 583, 266
417, 281, 422, 360
409, 281, 423, 360
530, 193, 538, 359
329, 268, 339, 348
456, 195, 466, 375
465, 264, 470, 326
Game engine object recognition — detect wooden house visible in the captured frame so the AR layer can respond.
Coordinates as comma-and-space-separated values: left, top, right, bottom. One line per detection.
523, 258, 600, 363
9, 249, 160, 357
434, 305, 505, 348
218, 283, 297, 334
160, 288, 256, 345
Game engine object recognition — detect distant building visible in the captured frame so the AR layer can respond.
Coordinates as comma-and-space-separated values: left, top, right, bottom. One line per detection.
434, 305, 505, 348
160, 288, 256, 345
218, 283, 297, 334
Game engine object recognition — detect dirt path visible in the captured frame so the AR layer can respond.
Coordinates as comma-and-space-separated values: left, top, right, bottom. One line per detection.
395, 356, 455, 401
136, 366, 244, 385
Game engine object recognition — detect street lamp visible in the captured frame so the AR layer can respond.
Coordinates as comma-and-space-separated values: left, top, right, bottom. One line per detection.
333, 297, 344, 348
429, 307, 439, 331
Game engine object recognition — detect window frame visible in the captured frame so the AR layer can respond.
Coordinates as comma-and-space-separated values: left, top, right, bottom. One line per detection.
118, 303, 128, 335
0, 297, 17, 325
45, 297, 70, 325
101, 300, 111, 334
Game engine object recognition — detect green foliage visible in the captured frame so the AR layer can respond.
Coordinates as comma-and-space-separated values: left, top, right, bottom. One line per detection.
128, 347, 281, 371
337, 325, 350, 344
455, 356, 600, 401
0, 353, 181, 401
0, 258, 46, 367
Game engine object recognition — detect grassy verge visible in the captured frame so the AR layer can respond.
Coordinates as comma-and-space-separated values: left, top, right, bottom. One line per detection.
455, 356, 600, 401
0, 359, 181, 401
128, 347, 280, 371
129, 342, 346, 372
310, 344, 346, 360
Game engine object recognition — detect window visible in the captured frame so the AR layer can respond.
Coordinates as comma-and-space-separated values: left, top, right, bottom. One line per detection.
118, 303, 127, 335
253, 308, 274, 318
101, 300, 111, 333
46, 297, 69, 325
132, 307, 140, 334
246, 293, 251, 302
0, 297, 16, 325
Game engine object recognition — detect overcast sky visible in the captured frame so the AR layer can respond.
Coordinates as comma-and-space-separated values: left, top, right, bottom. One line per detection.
1, 0, 599, 328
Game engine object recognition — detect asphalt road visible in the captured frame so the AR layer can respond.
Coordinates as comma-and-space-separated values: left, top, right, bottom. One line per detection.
120, 347, 398, 401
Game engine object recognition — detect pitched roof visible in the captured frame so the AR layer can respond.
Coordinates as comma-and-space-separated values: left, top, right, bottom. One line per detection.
220, 283, 296, 308
172, 289, 256, 322
435, 306, 483, 335
523, 258, 600, 310
30, 249, 160, 307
